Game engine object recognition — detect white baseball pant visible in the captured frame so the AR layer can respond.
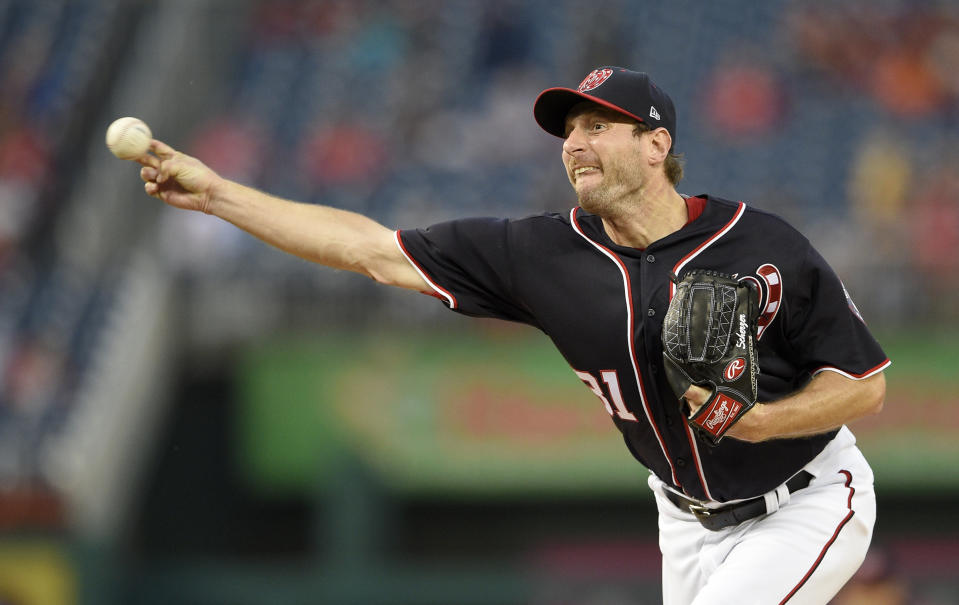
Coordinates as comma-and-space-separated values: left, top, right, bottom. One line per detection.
650, 426, 876, 605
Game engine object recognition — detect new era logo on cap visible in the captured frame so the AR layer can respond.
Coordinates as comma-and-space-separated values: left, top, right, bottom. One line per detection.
533, 66, 678, 151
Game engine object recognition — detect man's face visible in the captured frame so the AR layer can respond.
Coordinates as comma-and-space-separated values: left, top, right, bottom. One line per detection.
562, 104, 648, 214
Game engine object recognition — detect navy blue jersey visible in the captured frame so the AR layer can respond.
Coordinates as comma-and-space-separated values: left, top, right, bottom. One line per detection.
396, 195, 890, 502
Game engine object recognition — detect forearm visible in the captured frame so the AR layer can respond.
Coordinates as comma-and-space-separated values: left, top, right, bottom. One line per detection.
729, 371, 886, 442
208, 179, 391, 277
141, 142, 427, 290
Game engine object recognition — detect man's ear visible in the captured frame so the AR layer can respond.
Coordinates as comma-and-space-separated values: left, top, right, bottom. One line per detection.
648, 127, 673, 164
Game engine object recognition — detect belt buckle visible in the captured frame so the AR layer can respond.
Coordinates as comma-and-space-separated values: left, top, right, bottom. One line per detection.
688, 503, 712, 519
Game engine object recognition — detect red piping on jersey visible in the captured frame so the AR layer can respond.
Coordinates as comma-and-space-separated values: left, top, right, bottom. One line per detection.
779, 470, 857, 604
393, 230, 458, 309
670, 201, 747, 298
813, 359, 891, 380
569, 208, 682, 489
668, 201, 747, 500
681, 418, 712, 500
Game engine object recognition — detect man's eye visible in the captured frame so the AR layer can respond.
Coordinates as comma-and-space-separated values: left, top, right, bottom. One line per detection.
591, 122, 607, 131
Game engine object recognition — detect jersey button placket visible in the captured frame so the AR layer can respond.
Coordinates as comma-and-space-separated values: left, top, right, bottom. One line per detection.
642, 249, 685, 477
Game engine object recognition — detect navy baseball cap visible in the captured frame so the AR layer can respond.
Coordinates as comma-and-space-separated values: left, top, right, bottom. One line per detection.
534, 66, 677, 150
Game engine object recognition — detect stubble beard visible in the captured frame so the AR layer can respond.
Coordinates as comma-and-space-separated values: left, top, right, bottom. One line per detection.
576, 184, 616, 216
574, 160, 645, 217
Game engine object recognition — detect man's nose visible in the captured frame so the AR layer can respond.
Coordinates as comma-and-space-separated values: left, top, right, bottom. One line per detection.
562, 128, 586, 155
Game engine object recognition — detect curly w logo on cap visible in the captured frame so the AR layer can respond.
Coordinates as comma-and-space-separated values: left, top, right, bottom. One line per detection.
578, 68, 613, 92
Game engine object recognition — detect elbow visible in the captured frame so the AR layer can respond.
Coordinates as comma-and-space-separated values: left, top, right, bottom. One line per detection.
866, 372, 886, 416
346, 244, 394, 285
365, 259, 426, 291
366, 266, 396, 286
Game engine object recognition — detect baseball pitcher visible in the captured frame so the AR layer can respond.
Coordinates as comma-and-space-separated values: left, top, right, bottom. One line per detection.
133, 66, 889, 604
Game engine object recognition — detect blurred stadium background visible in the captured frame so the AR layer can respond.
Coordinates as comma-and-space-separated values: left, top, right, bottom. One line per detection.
1, 0, 957, 603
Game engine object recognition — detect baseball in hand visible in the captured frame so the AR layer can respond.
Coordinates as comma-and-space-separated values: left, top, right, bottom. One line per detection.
105, 117, 152, 159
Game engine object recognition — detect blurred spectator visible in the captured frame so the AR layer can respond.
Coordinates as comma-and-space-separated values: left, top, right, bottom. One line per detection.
188, 115, 269, 184
787, 4, 882, 90
870, 10, 953, 117
871, 46, 947, 118
2, 337, 64, 415
299, 120, 390, 187
250, 0, 348, 45
701, 51, 786, 141
0, 126, 52, 261
788, 4, 958, 118
846, 131, 912, 256
0, 182, 34, 268
926, 25, 959, 101
0, 126, 50, 185
908, 159, 959, 320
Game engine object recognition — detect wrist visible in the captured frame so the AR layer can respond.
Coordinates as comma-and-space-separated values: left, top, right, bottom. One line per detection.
731, 401, 767, 442
203, 175, 231, 215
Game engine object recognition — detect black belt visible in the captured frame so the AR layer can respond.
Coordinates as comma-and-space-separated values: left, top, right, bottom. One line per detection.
664, 471, 813, 531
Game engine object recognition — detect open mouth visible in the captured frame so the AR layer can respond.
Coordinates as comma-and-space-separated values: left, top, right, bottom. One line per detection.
573, 166, 600, 180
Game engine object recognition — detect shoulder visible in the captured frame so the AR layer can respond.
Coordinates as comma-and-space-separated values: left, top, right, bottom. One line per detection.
502, 211, 593, 255
403, 212, 579, 255
492, 210, 585, 241
701, 194, 811, 245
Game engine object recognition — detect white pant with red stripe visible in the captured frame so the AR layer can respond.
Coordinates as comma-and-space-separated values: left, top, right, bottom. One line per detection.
650, 426, 876, 605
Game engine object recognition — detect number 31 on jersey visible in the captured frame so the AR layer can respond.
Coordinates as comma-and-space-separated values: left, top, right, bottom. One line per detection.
575, 370, 638, 422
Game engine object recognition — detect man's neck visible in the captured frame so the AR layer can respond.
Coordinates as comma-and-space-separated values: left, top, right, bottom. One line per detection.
599, 185, 689, 249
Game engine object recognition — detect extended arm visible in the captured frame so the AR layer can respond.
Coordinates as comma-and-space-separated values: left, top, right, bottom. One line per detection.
137, 140, 428, 291
684, 371, 886, 443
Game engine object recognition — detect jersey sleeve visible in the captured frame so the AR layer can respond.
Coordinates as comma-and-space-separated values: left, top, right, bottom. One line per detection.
785, 244, 890, 378
396, 217, 538, 325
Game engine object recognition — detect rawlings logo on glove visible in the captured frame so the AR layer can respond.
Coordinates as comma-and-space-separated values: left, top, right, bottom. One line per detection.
661, 270, 760, 445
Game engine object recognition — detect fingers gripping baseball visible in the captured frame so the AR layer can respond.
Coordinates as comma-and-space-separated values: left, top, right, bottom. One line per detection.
140, 140, 219, 213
